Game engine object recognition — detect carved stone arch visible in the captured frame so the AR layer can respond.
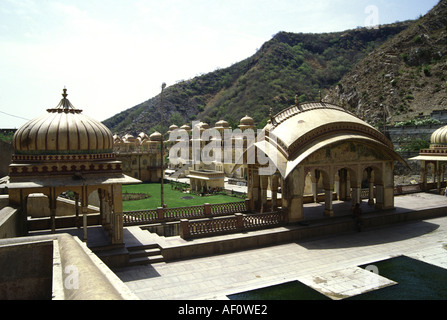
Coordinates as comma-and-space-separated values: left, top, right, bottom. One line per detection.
22, 187, 51, 201
360, 163, 383, 185
309, 166, 333, 189
334, 165, 359, 186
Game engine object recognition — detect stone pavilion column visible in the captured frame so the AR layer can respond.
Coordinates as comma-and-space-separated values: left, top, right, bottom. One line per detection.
323, 171, 334, 217
367, 168, 375, 206
111, 184, 124, 245
270, 174, 279, 211
81, 185, 88, 243
283, 166, 305, 223
381, 161, 395, 210
260, 175, 269, 213
420, 161, 427, 191
98, 189, 105, 226
436, 161, 441, 192
375, 161, 395, 210
441, 163, 446, 186
311, 170, 320, 203
338, 169, 350, 201
334, 171, 340, 200
49, 187, 57, 234
250, 168, 261, 212
350, 166, 362, 208
75, 193, 81, 228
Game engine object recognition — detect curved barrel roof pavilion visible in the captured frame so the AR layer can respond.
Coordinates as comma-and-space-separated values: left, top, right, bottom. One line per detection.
8, 89, 139, 244
243, 101, 405, 221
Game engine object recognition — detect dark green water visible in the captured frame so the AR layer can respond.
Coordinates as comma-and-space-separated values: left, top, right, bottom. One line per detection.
228, 256, 447, 300
228, 280, 329, 300
349, 256, 447, 300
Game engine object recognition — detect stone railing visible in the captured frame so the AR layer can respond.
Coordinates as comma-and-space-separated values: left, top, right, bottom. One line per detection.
360, 189, 371, 199
243, 211, 286, 230
393, 182, 446, 194
394, 184, 423, 195
123, 209, 158, 225
163, 205, 205, 220
210, 201, 247, 215
179, 210, 286, 239
359, 183, 446, 199
123, 201, 247, 226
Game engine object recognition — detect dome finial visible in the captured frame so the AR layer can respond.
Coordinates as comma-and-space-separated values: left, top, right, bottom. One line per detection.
62, 87, 68, 99
61, 87, 70, 109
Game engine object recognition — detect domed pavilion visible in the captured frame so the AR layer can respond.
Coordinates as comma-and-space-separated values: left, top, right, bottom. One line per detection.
410, 124, 447, 192
239, 101, 406, 221
8, 89, 139, 245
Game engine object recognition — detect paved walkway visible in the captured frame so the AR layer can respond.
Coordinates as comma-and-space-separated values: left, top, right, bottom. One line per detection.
114, 193, 447, 300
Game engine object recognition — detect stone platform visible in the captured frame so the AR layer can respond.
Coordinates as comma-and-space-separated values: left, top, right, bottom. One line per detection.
298, 266, 397, 300
112, 192, 447, 300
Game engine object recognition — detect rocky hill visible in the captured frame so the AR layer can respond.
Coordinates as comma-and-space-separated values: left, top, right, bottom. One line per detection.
103, 2, 446, 136
325, 0, 447, 126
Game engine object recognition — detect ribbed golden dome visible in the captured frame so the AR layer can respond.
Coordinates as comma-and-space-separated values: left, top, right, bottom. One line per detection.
138, 132, 149, 141
215, 119, 229, 129
239, 115, 255, 131
430, 125, 447, 146
240, 115, 254, 125
149, 131, 162, 141
180, 124, 191, 132
13, 89, 113, 155
194, 122, 210, 131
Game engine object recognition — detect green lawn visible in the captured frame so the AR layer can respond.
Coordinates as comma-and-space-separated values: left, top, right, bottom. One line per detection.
122, 183, 245, 211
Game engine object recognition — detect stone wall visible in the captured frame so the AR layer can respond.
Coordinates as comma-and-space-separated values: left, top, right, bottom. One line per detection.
0, 206, 20, 239
0, 234, 138, 300
26, 194, 99, 218
0, 140, 12, 178
385, 124, 443, 149
0, 239, 53, 299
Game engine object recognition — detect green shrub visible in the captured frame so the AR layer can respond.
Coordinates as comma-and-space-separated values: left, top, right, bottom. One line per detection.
394, 118, 441, 127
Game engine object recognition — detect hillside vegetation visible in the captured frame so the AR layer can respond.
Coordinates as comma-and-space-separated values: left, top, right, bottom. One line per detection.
326, 0, 447, 126
104, 1, 446, 136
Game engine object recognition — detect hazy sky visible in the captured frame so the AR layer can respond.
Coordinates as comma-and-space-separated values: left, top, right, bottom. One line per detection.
0, 0, 439, 128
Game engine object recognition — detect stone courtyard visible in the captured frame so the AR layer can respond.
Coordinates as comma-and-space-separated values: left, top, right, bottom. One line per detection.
113, 192, 447, 300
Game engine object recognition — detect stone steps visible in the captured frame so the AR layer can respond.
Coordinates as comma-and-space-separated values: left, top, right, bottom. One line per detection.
127, 244, 164, 266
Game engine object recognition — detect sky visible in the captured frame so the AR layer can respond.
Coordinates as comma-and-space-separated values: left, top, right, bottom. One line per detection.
0, 0, 440, 129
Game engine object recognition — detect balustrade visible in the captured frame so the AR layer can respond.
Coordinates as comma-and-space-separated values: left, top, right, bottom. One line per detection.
123, 209, 158, 225
180, 210, 285, 240
123, 201, 247, 226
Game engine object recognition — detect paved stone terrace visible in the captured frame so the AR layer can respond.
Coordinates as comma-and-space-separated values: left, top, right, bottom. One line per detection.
114, 193, 447, 300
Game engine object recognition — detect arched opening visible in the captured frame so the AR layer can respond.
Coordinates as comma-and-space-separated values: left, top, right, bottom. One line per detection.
360, 165, 383, 207
303, 166, 356, 219
23, 187, 103, 234
301, 163, 389, 220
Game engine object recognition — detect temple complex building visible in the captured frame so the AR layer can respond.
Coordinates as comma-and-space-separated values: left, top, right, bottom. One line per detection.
183, 116, 255, 192
114, 115, 257, 191
113, 131, 163, 182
